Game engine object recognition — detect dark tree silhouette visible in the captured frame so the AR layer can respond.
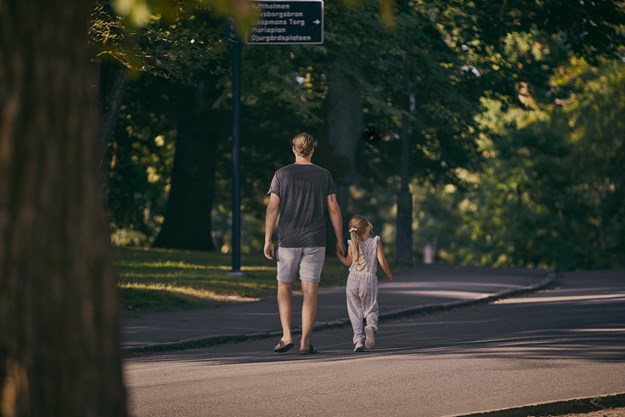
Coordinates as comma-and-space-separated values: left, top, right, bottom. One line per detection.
0, 1, 128, 415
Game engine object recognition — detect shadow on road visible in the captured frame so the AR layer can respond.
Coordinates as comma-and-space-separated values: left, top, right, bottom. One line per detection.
129, 275, 625, 367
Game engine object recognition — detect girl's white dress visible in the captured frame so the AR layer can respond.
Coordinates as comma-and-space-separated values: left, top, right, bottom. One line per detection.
346, 235, 380, 345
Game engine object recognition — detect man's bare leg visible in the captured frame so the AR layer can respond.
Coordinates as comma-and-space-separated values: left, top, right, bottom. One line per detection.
300, 281, 319, 350
277, 282, 294, 344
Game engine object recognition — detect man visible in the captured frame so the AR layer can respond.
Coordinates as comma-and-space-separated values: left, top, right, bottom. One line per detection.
264, 132, 346, 354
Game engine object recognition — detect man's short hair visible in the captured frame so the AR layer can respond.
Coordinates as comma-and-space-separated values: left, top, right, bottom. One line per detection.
292, 132, 315, 157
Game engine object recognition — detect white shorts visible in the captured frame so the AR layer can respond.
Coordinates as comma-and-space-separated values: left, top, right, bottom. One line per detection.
276, 247, 325, 283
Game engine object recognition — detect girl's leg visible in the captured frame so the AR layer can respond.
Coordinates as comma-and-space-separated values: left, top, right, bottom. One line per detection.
346, 278, 365, 345
362, 278, 379, 349
362, 278, 379, 330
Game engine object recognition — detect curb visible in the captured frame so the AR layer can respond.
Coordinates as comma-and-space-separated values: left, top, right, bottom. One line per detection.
123, 272, 556, 356
312, 272, 556, 331
451, 392, 625, 417
380, 272, 556, 321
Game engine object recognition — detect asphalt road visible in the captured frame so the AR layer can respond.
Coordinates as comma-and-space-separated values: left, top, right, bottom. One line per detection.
124, 270, 625, 417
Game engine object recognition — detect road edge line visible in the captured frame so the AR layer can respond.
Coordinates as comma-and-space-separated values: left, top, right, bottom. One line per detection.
450, 392, 625, 417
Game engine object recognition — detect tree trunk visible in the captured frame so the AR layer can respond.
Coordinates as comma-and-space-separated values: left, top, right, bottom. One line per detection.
98, 60, 128, 150
324, 73, 363, 179
153, 81, 221, 251
0, 2, 127, 416
320, 73, 363, 250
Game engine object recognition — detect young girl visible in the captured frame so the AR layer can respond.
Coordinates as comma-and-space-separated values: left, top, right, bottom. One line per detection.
337, 215, 393, 352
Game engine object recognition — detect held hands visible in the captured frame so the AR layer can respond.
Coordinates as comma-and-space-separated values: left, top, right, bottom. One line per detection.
335, 242, 351, 268
263, 240, 275, 260
336, 241, 346, 258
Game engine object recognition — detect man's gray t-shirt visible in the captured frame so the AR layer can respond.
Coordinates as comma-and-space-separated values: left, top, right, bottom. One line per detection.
267, 163, 336, 248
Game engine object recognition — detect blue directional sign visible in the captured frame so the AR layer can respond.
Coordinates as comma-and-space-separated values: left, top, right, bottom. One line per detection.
247, 0, 324, 45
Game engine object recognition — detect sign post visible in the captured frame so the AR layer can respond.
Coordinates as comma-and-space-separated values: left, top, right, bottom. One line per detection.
228, 2, 324, 273
395, 0, 413, 267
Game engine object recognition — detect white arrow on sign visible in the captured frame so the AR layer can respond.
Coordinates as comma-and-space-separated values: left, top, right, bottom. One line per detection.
313, 19, 320, 24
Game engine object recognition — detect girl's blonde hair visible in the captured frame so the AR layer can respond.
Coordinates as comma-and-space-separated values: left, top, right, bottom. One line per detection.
348, 215, 371, 271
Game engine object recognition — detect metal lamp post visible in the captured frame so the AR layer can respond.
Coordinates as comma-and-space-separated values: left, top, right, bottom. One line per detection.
230, 20, 242, 274
395, 0, 414, 267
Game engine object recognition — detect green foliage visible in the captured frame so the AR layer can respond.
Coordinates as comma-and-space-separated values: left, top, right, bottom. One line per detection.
93, 2, 234, 242
562, 60, 625, 266
412, 182, 467, 263
319, 1, 482, 188
92, 2, 229, 83
106, 75, 177, 242
405, 1, 625, 270
97, 0, 625, 271
464, 118, 575, 268
426, 58, 625, 270
438, 0, 625, 106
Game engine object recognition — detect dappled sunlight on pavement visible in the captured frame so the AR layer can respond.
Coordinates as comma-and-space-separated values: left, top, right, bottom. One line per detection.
495, 292, 625, 304
122, 266, 552, 350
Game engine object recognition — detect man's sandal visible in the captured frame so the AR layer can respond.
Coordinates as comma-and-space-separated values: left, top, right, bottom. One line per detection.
273, 340, 295, 353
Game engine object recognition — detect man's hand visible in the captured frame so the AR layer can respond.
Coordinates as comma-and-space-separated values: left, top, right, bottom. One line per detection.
336, 240, 346, 257
264, 240, 275, 260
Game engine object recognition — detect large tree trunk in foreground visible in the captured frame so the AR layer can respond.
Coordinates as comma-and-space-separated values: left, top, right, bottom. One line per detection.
153, 81, 220, 251
0, 2, 128, 416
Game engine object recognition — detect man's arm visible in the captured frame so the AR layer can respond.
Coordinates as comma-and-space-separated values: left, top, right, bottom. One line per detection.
327, 193, 345, 256
264, 193, 280, 260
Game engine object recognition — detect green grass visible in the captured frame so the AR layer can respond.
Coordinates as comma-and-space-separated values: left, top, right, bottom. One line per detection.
114, 247, 349, 315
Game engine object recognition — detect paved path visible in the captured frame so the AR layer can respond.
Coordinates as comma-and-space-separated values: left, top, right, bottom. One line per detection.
124, 269, 625, 417
122, 266, 552, 353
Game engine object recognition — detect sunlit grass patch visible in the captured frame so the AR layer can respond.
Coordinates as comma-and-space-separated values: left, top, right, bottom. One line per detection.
114, 246, 348, 314
119, 282, 261, 302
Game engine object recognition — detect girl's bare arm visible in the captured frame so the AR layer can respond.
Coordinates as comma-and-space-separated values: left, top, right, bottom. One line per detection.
376, 239, 393, 280
337, 245, 353, 267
